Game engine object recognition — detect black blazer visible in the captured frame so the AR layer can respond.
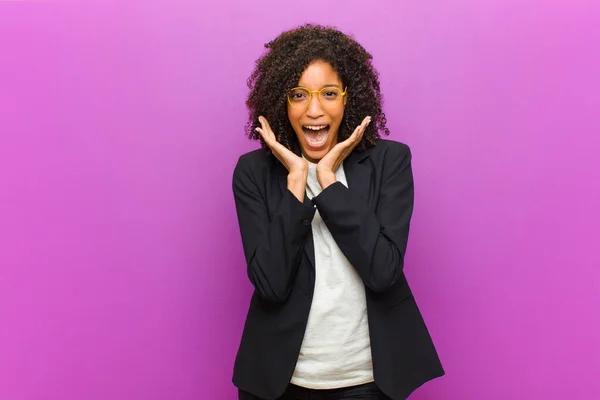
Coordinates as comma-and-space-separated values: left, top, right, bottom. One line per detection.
232, 139, 444, 400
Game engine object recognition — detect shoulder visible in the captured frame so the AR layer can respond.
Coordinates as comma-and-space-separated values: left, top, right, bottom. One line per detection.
370, 139, 412, 164
233, 147, 274, 180
373, 138, 410, 153
237, 147, 271, 166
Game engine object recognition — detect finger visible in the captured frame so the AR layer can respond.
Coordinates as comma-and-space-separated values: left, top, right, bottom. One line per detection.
261, 116, 273, 131
336, 118, 370, 166
361, 117, 371, 136
260, 116, 277, 141
342, 124, 361, 148
330, 116, 371, 169
353, 116, 370, 144
346, 119, 365, 145
256, 128, 281, 156
256, 127, 289, 168
256, 126, 279, 152
350, 116, 369, 140
258, 116, 274, 141
358, 116, 370, 135
255, 127, 271, 144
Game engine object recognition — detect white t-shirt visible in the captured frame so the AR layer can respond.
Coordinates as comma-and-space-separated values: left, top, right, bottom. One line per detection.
290, 159, 374, 389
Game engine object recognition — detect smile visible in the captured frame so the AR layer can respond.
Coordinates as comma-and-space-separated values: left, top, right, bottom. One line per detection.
303, 125, 328, 131
301, 125, 330, 149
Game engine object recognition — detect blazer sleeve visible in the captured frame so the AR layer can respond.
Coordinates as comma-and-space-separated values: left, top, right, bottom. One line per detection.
232, 155, 316, 303
311, 143, 414, 293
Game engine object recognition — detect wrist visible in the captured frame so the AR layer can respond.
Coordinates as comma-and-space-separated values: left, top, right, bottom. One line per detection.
287, 169, 307, 183
289, 161, 308, 176
317, 171, 336, 189
287, 170, 307, 203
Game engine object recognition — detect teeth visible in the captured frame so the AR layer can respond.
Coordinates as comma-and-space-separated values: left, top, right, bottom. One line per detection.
303, 125, 327, 131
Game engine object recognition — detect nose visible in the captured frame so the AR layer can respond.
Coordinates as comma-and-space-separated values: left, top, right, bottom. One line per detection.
306, 93, 324, 118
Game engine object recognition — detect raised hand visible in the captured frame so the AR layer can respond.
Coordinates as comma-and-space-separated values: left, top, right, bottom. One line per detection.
316, 116, 371, 189
255, 116, 308, 202
255, 116, 308, 174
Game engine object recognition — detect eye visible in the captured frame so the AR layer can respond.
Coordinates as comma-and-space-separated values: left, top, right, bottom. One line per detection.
322, 90, 339, 98
289, 90, 309, 101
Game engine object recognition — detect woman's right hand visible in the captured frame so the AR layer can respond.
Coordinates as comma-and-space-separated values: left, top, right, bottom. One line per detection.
255, 116, 308, 175
255, 116, 308, 202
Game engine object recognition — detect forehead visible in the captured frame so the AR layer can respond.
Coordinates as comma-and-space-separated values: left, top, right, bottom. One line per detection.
297, 60, 342, 88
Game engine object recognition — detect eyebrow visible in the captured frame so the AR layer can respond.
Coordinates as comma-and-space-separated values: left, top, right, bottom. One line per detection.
297, 84, 342, 89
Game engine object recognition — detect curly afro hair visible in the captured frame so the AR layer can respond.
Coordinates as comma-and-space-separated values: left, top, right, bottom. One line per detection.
245, 24, 389, 153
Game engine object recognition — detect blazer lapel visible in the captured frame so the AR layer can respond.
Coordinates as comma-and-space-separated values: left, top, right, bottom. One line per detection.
343, 147, 373, 204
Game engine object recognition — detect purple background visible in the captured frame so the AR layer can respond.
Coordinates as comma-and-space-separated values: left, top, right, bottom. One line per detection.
1, 1, 599, 399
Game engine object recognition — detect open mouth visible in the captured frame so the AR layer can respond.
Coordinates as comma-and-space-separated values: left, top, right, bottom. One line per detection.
302, 124, 330, 149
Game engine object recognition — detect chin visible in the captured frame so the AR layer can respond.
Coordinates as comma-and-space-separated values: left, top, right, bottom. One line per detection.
303, 149, 326, 162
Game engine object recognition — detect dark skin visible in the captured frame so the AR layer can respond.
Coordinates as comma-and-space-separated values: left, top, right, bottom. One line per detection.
245, 24, 390, 166
255, 114, 370, 201
254, 60, 371, 201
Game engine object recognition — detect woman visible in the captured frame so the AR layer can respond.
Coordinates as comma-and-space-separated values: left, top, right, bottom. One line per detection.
232, 24, 444, 400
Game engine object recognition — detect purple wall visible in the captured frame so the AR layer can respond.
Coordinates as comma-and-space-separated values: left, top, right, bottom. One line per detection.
1, 1, 599, 399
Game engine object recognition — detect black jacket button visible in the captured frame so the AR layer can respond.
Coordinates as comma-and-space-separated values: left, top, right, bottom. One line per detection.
302, 219, 311, 226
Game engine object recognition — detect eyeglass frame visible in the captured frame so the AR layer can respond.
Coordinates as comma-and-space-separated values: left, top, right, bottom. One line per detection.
287, 86, 348, 109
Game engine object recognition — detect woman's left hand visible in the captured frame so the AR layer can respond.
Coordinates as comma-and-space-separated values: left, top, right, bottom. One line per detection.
316, 116, 371, 189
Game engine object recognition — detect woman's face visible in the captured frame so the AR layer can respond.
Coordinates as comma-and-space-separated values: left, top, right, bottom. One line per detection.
287, 60, 346, 163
